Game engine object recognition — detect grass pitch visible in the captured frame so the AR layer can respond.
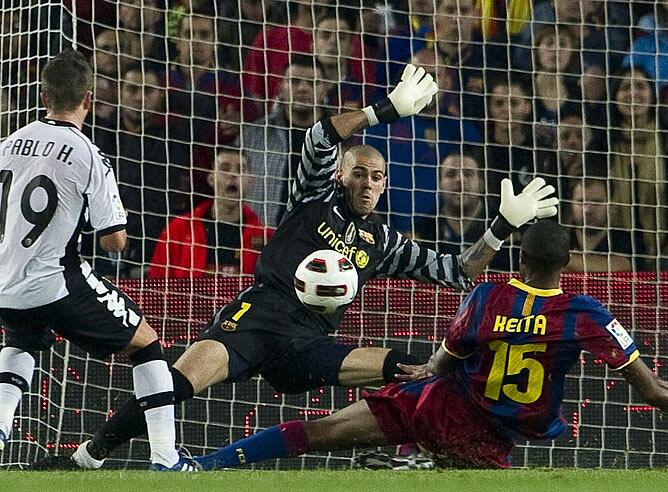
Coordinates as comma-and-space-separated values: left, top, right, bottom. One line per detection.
2, 469, 668, 492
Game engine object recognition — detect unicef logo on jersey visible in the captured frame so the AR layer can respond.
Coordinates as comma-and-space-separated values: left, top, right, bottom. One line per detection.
317, 221, 370, 269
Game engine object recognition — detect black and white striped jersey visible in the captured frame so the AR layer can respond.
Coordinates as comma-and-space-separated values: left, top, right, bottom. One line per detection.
0, 118, 126, 309
254, 118, 471, 332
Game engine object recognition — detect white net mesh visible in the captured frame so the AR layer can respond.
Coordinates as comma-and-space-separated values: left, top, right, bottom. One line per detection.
1, 0, 667, 469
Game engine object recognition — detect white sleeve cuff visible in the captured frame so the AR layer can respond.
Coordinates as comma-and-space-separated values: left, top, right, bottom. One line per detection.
483, 228, 504, 251
362, 106, 379, 126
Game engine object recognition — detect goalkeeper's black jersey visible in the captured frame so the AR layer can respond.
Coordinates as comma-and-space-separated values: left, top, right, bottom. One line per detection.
254, 118, 471, 333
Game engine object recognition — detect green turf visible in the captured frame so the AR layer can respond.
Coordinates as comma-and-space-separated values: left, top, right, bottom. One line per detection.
2, 469, 668, 492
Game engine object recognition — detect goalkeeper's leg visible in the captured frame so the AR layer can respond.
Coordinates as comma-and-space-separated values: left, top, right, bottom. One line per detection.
80, 340, 231, 465
195, 399, 388, 470
0, 347, 35, 451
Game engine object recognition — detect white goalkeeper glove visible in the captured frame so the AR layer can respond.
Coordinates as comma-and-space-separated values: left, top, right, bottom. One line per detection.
484, 177, 559, 251
362, 64, 439, 126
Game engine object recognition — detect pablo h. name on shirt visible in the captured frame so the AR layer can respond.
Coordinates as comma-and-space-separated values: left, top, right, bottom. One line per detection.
2, 138, 74, 164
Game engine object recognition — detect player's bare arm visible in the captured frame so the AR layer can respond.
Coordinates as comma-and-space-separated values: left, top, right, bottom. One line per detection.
619, 358, 668, 410
329, 110, 369, 141
99, 230, 127, 252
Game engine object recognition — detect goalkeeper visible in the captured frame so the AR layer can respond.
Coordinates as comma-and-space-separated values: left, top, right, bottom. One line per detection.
35, 64, 558, 470
195, 220, 668, 470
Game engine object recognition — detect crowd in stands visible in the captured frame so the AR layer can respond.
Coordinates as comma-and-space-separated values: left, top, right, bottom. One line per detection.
2, 0, 667, 276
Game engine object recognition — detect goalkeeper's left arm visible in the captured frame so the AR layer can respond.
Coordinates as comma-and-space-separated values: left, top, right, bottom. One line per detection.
287, 66, 438, 209
323, 64, 440, 145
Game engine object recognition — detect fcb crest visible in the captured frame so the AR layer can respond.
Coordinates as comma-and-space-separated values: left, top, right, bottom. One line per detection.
359, 229, 375, 244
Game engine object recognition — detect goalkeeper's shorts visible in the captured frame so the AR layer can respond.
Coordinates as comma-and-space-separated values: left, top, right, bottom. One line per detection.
199, 283, 354, 394
364, 375, 514, 469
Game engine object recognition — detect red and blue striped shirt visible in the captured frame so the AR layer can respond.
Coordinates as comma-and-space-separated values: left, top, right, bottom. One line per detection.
444, 279, 639, 440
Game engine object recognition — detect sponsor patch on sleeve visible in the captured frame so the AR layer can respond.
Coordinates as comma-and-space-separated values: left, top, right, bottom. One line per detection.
605, 319, 633, 350
111, 193, 126, 221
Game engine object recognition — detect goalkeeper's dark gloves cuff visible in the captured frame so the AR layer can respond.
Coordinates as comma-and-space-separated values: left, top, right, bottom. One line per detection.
484, 214, 515, 251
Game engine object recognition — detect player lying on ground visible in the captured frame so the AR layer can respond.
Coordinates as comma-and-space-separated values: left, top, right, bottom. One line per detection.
193, 221, 668, 470
0, 50, 195, 470
33, 63, 558, 470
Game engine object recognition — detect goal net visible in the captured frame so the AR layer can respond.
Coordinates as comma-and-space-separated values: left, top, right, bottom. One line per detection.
1, 0, 667, 469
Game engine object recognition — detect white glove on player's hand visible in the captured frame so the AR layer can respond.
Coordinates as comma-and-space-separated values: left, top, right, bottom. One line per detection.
499, 177, 559, 228
387, 64, 439, 117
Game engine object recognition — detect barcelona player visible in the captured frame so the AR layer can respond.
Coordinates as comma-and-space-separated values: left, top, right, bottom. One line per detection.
193, 220, 668, 470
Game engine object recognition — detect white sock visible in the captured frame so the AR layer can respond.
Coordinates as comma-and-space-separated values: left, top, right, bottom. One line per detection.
133, 359, 178, 467
0, 347, 35, 438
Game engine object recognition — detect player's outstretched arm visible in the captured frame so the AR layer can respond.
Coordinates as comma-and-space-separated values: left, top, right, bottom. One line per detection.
289, 64, 438, 210
459, 177, 559, 280
328, 64, 438, 142
620, 358, 668, 410
288, 65, 438, 211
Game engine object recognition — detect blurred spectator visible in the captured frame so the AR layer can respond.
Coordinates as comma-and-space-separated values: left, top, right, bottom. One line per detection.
348, 1, 391, 102
608, 66, 667, 269
314, 8, 363, 111
624, 2, 668, 90
90, 74, 118, 128
414, 147, 513, 271
385, 0, 437, 84
92, 29, 121, 77
364, 47, 481, 232
484, 72, 541, 210
1, 9, 39, 92
475, 0, 531, 42
167, 8, 258, 198
219, 0, 284, 72
241, 55, 328, 227
515, 0, 630, 73
434, 0, 507, 121
62, 0, 115, 49
638, 1, 668, 32
149, 148, 271, 278
540, 104, 607, 200
117, 0, 171, 67
587, 0, 632, 64
168, 8, 219, 115
556, 106, 594, 178
0, 7, 45, 130
86, 63, 189, 277
564, 178, 633, 272
531, 24, 582, 124
0, 87, 17, 140
242, 0, 321, 107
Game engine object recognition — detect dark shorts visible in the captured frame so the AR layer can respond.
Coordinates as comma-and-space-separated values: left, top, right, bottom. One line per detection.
199, 284, 354, 394
0, 262, 142, 359
364, 375, 514, 469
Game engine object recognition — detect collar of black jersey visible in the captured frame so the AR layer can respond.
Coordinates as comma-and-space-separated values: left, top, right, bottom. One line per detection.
41, 117, 78, 128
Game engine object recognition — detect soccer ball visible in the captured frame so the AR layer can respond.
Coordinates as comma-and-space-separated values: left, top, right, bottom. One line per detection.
294, 249, 358, 314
